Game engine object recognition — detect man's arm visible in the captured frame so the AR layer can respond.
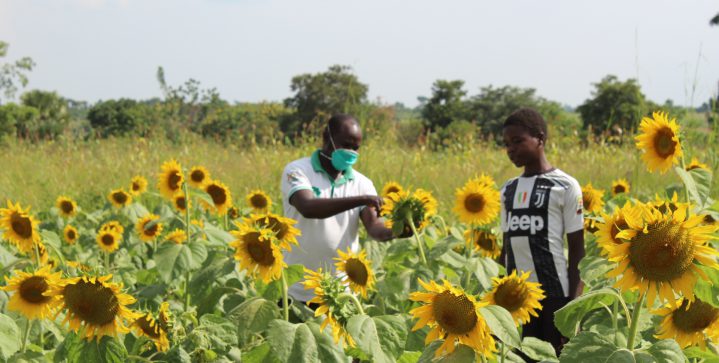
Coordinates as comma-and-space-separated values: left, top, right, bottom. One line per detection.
566, 230, 585, 300
289, 190, 383, 219
360, 204, 393, 242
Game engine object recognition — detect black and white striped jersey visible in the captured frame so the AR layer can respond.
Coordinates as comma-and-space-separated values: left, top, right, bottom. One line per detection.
500, 169, 584, 298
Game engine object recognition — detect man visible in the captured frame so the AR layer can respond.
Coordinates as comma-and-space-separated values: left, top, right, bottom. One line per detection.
281, 114, 394, 303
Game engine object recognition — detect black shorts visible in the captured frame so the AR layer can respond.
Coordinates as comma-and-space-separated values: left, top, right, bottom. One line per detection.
522, 296, 570, 357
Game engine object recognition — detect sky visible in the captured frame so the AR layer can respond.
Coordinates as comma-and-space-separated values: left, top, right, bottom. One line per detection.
1, 0, 718, 108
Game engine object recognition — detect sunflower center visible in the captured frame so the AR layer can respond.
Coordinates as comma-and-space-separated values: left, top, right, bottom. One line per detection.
67, 230, 76, 240
137, 315, 162, 338
143, 221, 159, 236
628, 221, 694, 281
474, 231, 494, 251
245, 233, 276, 266
250, 194, 268, 209
175, 197, 187, 210
101, 234, 115, 246
10, 213, 33, 239
614, 185, 626, 194
168, 171, 182, 191
19, 276, 50, 304
207, 185, 227, 205
653, 127, 677, 158
464, 194, 486, 213
345, 258, 369, 286
191, 170, 205, 183
112, 192, 128, 205
263, 217, 288, 240
672, 299, 719, 333
60, 201, 74, 214
582, 195, 593, 211
386, 187, 400, 195
132, 182, 141, 191
64, 280, 119, 326
610, 217, 629, 244
432, 291, 478, 335
493, 279, 529, 312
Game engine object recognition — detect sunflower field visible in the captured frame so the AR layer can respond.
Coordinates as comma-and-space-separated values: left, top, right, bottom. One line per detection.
0, 111, 717, 363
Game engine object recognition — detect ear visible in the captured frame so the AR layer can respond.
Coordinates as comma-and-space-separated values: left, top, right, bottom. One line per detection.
536, 132, 546, 147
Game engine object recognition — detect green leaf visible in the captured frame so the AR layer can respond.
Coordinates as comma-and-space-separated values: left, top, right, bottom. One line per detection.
520, 337, 558, 362
154, 239, 208, 283
305, 321, 350, 363
397, 351, 422, 363
684, 346, 719, 362
472, 257, 501, 290
417, 341, 476, 363
242, 343, 279, 363
194, 314, 238, 351
695, 266, 719, 308
645, 339, 684, 363
428, 236, 460, 259
554, 287, 620, 337
164, 345, 192, 363
605, 349, 637, 363
204, 222, 235, 247
688, 167, 713, 207
59, 333, 128, 363
579, 255, 614, 289
0, 314, 21, 360
346, 314, 408, 363
228, 297, 280, 346
559, 331, 618, 363
479, 305, 521, 349
675, 167, 705, 207
265, 320, 348, 363
261, 264, 305, 302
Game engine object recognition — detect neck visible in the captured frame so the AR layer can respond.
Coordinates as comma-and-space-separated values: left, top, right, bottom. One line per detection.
522, 155, 553, 177
319, 149, 342, 179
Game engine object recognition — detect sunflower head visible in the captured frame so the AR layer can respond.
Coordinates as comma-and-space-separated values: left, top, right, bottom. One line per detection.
381, 181, 404, 198
464, 228, 501, 258
96, 229, 121, 253
381, 189, 437, 236
188, 166, 210, 188
108, 189, 132, 208
595, 201, 637, 255
581, 183, 605, 214
100, 220, 124, 235
165, 229, 187, 244
172, 193, 189, 213
685, 158, 709, 172
409, 279, 496, 357
302, 268, 359, 347
635, 111, 683, 174
136, 214, 163, 242
202, 180, 233, 215
454, 177, 500, 225
611, 179, 630, 196
482, 271, 545, 326
64, 225, 79, 245
655, 298, 719, 348
129, 176, 148, 196
228, 206, 240, 220
229, 224, 285, 283
56, 196, 78, 218
606, 203, 719, 306
56, 275, 141, 340
2, 265, 63, 320
158, 159, 185, 199
133, 312, 170, 352
334, 248, 375, 298
246, 213, 301, 251
245, 190, 272, 213
158, 302, 172, 332
0, 200, 41, 253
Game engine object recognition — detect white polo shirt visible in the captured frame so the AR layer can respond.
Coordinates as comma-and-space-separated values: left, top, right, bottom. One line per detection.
281, 150, 378, 302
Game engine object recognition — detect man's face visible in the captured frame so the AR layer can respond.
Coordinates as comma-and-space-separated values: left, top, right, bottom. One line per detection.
502, 125, 542, 167
326, 121, 362, 152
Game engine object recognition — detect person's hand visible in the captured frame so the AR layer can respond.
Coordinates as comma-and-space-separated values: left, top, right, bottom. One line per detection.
363, 195, 384, 213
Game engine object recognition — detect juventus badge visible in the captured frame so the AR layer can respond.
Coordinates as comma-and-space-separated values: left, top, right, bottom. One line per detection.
533, 189, 547, 208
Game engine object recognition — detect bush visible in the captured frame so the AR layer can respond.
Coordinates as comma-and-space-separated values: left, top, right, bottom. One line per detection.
18, 90, 68, 139
0, 103, 38, 141
87, 99, 153, 137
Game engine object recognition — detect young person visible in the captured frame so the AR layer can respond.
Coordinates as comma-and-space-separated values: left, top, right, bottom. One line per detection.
499, 108, 585, 356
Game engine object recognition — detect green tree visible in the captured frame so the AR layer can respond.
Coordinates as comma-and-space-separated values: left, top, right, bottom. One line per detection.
87, 99, 154, 137
283, 65, 368, 135
18, 90, 68, 139
156, 66, 226, 133
420, 80, 468, 131
0, 103, 38, 140
466, 85, 557, 137
0, 41, 35, 103
577, 75, 647, 134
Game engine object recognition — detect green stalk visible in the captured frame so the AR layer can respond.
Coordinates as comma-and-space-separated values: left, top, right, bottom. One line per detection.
612, 300, 619, 346
21, 318, 32, 353
463, 225, 474, 290
182, 180, 192, 312
679, 155, 690, 203
407, 216, 428, 266
339, 293, 365, 315
500, 341, 506, 363
626, 292, 646, 350
281, 269, 289, 321
103, 251, 110, 273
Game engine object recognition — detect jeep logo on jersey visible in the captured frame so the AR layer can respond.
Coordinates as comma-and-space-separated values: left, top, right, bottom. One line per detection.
503, 212, 545, 235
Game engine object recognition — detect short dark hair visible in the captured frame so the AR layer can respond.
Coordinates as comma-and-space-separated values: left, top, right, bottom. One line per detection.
503, 108, 548, 139
324, 114, 357, 139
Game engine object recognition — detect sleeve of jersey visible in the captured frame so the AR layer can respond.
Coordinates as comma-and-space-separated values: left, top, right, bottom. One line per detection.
281, 165, 312, 202
358, 178, 378, 211
563, 179, 584, 234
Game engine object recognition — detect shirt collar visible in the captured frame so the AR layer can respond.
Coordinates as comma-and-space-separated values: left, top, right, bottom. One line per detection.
311, 150, 355, 185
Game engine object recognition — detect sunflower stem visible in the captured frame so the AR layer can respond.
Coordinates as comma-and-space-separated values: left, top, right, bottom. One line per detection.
339, 293, 365, 315
500, 341, 506, 363
182, 180, 192, 312
281, 269, 289, 321
463, 225, 474, 291
612, 299, 619, 346
21, 318, 32, 353
32, 241, 41, 267
433, 215, 448, 236
679, 155, 690, 203
407, 216, 428, 266
626, 292, 646, 350
103, 251, 110, 273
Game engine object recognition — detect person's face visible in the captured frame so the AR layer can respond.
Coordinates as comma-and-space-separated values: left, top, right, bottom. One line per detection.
502, 125, 542, 167
325, 121, 362, 152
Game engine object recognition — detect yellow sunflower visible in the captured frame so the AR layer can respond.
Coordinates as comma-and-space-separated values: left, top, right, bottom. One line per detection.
584, 217, 600, 234
53, 275, 141, 340
453, 178, 501, 225
158, 302, 172, 332
96, 229, 121, 253
245, 190, 272, 213
606, 203, 719, 306
482, 271, 545, 326
2, 265, 63, 320
129, 176, 148, 196
581, 183, 605, 214
63, 225, 79, 245
409, 279, 496, 357
172, 193, 190, 213
611, 179, 630, 196
228, 206, 240, 220
158, 159, 185, 199
464, 228, 501, 259
303, 268, 357, 347
56, 196, 78, 218
381, 189, 438, 235
100, 220, 124, 235
65, 260, 91, 272
201, 180, 233, 215
107, 189, 132, 208
165, 229, 187, 244
635, 111, 683, 174
229, 225, 285, 283
381, 181, 404, 198
188, 166, 210, 188
655, 298, 719, 348
136, 214, 163, 242
649, 192, 690, 218
685, 157, 709, 172
246, 213, 301, 251
334, 248, 375, 298
0, 200, 41, 254
133, 312, 170, 352
595, 202, 639, 255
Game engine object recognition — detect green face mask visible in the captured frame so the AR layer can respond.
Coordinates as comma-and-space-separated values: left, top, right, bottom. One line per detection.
324, 124, 359, 171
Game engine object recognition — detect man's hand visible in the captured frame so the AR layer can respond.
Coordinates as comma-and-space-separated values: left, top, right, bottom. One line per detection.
363, 195, 384, 214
